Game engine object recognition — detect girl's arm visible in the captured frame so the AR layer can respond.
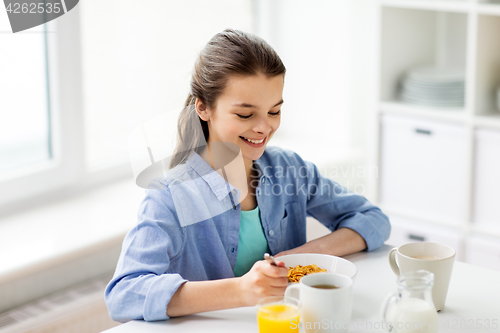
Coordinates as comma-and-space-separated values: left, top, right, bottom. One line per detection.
167, 260, 288, 317
274, 227, 367, 258
273, 151, 390, 257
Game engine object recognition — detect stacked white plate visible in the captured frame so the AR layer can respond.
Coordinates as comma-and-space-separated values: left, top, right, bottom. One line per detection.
399, 66, 465, 107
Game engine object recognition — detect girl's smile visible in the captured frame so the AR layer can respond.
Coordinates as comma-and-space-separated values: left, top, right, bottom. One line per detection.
239, 135, 267, 147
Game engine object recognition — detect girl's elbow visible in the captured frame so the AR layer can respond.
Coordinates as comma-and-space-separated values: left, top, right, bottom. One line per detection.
385, 219, 392, 242
380, 211, 391, 242
368, 209, 391, 250
104, 286, 137, 323
105, 296, 125, 322
108, 309, 128, 323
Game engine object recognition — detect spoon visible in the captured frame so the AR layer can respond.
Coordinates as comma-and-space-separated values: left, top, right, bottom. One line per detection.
264, 253, 278, 266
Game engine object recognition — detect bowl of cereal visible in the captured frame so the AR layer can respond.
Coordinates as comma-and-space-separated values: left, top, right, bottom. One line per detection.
276, 253, 357, 283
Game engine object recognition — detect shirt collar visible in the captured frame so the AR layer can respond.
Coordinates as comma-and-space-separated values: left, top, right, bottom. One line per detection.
253, 151, 274, 185
185, 151, 239, 201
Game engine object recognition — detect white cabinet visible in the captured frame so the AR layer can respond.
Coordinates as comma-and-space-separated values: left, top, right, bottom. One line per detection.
466, 235, 500, 272
473, 129, 500, 227
380, 115, 468, 225
386, 215, 464, 261
372, 0, 500, 263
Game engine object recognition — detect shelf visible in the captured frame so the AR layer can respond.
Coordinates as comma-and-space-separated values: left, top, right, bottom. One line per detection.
478, 3, 500, 16
474, 114, 500, 129
381, 0, 472, 13
375, 0, 500, 250
379, 101, 467, 123
380, 9, 467, 103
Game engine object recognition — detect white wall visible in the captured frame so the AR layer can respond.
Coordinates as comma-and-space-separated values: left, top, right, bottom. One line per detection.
80, 0, 254, 170
255, 0, 377, 194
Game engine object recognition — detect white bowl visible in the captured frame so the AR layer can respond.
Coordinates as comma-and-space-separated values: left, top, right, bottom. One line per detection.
277, 253, 357, 282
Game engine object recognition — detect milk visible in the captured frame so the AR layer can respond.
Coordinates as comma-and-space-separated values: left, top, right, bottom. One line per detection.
387, 298, 438, 333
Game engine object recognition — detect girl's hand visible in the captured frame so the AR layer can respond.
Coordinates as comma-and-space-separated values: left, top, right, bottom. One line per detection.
237, 260, 289, 306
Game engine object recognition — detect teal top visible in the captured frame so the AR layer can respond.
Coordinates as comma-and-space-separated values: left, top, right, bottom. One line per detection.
233, 206, 271, 277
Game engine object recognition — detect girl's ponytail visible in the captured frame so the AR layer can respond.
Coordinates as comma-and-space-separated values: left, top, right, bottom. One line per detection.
168, 94, 207, 168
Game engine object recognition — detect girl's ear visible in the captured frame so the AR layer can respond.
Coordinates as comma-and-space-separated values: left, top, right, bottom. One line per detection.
195, 98, 210, 121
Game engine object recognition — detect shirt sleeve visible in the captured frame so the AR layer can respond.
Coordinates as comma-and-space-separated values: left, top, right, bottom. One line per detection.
302, 158, 391, 252
104, 184, 188, 322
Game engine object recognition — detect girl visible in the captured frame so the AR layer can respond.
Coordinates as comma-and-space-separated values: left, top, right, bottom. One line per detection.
105, 29, 390, 322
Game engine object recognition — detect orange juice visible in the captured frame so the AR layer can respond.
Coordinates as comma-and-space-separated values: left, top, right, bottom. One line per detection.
257, 303, 300, 333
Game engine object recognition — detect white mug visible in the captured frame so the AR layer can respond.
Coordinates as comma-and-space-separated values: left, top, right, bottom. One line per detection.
284, 273, 353, 333
388, 242, 455, 311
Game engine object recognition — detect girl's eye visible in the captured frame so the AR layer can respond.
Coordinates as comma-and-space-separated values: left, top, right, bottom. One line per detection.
236, 110, 280, 119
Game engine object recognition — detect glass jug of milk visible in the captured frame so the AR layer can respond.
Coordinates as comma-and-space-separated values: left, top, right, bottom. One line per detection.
381, 270, 438, 332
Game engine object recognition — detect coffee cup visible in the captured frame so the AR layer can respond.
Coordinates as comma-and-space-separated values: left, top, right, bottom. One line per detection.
284, 273, 352, 333
388, 242, 455, 311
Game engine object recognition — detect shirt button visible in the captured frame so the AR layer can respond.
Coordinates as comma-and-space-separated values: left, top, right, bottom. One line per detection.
257, 189, 261, 196
231, 247, 235, 253
269, 230, 274, 236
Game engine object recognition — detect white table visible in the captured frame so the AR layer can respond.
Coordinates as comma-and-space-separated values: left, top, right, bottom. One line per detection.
103, 245, 500, 332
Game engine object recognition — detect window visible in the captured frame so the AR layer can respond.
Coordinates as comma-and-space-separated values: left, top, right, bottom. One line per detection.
0, 1, 255, 213
0, 12, 51, 175
0, 9, 74, 214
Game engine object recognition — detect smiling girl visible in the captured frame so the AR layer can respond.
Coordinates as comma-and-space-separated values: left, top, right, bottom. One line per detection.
105, 29, 390, 322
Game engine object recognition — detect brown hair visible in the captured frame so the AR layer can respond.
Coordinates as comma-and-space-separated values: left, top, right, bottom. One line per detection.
169, 29, 286, 168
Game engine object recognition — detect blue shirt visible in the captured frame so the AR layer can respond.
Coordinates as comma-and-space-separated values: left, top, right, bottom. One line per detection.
104, 146, 390, 322
232, 206, 270, 277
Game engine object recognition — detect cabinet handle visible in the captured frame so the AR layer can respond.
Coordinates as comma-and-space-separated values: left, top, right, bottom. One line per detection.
408, 234, 425, 242
415, 129, 432, 135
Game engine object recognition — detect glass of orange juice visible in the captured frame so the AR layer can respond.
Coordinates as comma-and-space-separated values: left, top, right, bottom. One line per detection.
256, 296, 301, 333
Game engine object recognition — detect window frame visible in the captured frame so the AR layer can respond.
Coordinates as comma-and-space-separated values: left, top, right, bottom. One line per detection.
0, 7, 132, 217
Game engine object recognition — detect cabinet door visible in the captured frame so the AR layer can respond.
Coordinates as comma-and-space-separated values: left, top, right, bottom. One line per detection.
380, 114, 467, 225
386, 215, 464, 261
466, 235, 500, 272
473, 129, 500, 226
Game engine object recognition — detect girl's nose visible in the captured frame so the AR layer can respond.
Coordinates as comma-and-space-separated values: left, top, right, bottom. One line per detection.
253, 116, 271, 134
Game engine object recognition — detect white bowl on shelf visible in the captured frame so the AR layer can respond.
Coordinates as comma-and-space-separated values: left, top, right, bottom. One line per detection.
277, 253, 357, 282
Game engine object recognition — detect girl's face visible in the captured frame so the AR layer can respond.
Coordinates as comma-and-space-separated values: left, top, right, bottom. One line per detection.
200, 74, 284, 162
